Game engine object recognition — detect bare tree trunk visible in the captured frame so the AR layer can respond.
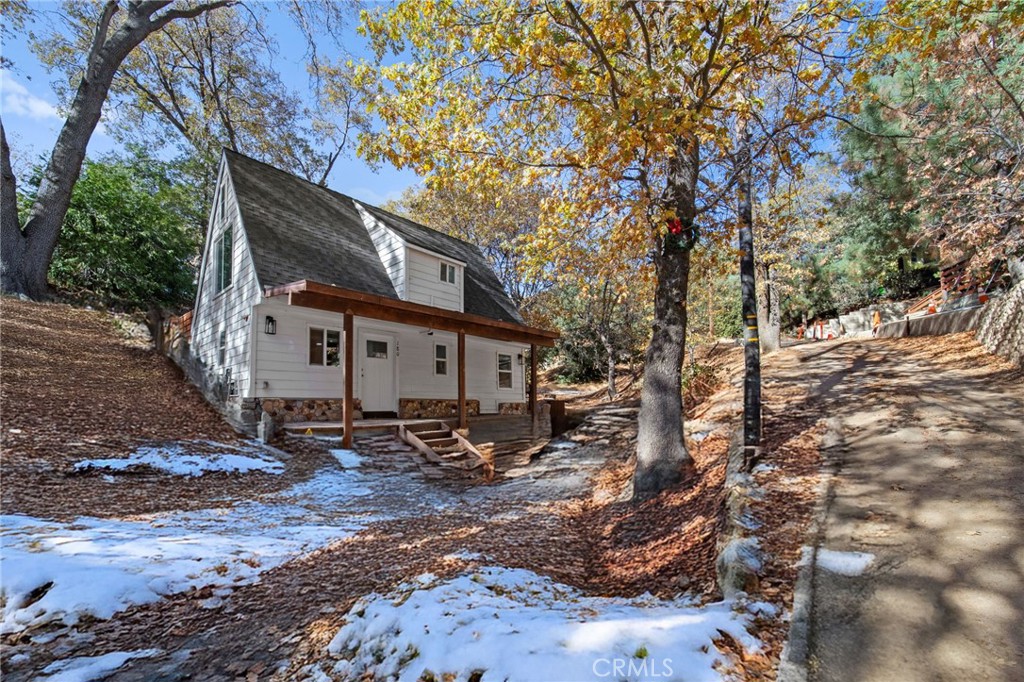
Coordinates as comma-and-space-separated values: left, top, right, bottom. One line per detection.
634, 137, 698, 500
0, 0, 233, 298
0, 121, 25, 294
757, 262, 781, 353
600, 330, 617, 401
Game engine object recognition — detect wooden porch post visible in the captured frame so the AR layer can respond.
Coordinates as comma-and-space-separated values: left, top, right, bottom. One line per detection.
343, 311, 354, 449
528, 343, 538, 415
457, 330, 467, 430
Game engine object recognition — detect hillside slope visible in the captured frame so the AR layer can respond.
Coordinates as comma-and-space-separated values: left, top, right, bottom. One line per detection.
0, 298, 294, 520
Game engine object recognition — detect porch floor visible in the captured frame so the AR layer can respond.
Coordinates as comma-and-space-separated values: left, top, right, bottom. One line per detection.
282, 418, 453, 435
282, 415, 550, 452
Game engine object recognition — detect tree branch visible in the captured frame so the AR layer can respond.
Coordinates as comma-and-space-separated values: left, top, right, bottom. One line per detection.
149, 0, 236, 33
86, 0, 119, 82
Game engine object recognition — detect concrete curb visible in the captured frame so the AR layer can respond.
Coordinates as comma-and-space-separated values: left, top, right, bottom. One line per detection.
777, 417, 844, 682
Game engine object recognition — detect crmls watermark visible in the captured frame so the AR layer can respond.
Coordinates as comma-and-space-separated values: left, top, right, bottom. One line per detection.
592, 657, 674, 679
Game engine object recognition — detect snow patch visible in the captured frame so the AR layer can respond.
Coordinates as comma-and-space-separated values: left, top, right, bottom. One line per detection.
74, 441, 284, 476
321, 566, 757, 682
40, 649, 161, 682
1, 467, 374, 633
330, 449, 363, 469
813, 548, 875, 576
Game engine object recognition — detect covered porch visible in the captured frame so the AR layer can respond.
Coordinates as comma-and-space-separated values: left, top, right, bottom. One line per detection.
263, 280, 559, 448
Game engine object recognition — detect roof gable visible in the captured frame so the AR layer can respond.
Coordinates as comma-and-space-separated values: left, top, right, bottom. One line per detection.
358, 203, 524, 324
224, 150, 524, 325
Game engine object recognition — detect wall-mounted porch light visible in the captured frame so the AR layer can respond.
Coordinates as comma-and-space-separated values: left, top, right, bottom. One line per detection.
517, 353, 524, 366
265, 315, 277, 335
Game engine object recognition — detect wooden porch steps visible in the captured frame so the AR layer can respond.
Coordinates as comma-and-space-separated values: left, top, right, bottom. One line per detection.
399, 420, 494, 480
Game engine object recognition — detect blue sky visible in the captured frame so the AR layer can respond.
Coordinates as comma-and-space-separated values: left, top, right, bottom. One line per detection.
0, 2, 419, 207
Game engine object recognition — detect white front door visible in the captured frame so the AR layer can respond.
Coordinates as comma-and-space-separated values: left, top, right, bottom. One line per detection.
359, 331, 397, 413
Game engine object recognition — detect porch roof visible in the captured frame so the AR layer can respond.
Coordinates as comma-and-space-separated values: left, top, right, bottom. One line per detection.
263, 279, 559, 347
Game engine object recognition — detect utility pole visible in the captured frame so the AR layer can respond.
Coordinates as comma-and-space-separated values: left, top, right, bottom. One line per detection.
736, 116, 762, 468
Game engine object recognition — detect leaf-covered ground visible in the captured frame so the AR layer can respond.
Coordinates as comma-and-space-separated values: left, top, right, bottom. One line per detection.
4, 298, 1013, 681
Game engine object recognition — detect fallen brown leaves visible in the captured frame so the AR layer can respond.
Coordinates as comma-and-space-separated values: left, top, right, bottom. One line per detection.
561, 432, 730, 599
0, 298, 334, 520
875, 331, 1023, 378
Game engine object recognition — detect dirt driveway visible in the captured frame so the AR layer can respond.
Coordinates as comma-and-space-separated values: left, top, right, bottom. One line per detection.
778, 336, 1024, 682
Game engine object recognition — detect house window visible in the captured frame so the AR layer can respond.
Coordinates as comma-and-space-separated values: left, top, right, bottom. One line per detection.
214, 226, 233, 292
218, 329, 228, 366
439, 261, 456, 284
367, 339, 389, 359
217, 188, 226, 223
497, 353, 513, 389
434, 344, 448, 375
309, 328, 341, 366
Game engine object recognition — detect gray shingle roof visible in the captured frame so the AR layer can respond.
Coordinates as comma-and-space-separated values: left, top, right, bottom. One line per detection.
226, 150, 397, 297
225, 150, 523, 325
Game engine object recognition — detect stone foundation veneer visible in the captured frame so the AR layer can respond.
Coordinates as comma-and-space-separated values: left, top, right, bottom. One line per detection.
399, 398, 480, 419
498, 402, 528, 415
259, 398, 362, 424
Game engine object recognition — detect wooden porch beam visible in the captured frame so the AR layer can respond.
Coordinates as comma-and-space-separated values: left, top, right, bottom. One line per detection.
343, 311, 354, 449
268, 280, 558, 347
457, 331, 467, 430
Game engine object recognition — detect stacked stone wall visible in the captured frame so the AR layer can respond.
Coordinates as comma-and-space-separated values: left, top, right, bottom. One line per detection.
977, 279, 1024, 367
259, 398, 362, 424
398, 398, 480, 419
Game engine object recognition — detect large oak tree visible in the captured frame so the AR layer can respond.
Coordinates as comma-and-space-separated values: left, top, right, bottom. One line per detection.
354, 0, 844, 498
1, 1, 237, 299
2, 0, 359, 299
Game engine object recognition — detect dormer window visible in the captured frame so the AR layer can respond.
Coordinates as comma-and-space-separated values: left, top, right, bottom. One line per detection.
439, 261, 456, 284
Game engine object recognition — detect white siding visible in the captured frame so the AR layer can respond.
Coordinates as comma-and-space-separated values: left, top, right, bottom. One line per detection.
355, 202, 406, 298
191, 162, 261, 398
405, 247, 464, 312
464, 337, 526, 413
251, 304, 525, 411
252, 298, 346, 398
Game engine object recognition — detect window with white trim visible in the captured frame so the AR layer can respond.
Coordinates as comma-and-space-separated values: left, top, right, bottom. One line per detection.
309, 327, 341, 366
497, 352, 513, 389
439, 261, 456, 284
214, 226, 233, 293
434, 343, 448, 375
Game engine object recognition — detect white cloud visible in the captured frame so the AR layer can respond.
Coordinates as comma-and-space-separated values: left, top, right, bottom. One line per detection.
0, 70, 60, 121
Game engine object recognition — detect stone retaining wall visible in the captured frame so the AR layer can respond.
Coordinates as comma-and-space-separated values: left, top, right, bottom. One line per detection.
875, 306, 985, 338
870, 279, 1022, 367
977, 279, 1024, 367
839, 299, 913, 334
398, 398, 480, 419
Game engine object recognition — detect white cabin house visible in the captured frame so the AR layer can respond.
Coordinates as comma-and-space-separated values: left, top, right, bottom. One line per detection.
186, 150, 557, 441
